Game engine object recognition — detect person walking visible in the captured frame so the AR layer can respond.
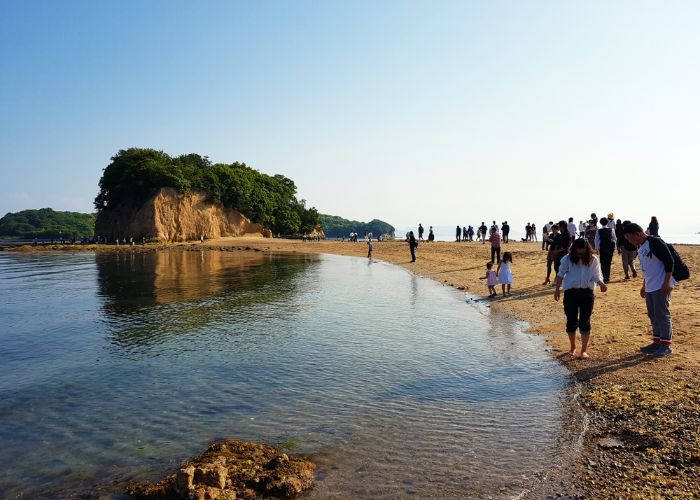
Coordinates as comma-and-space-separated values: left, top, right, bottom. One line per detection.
502, 221, 510, 243
479, 223, 487, 243
567, 218, 577, 241
468, 225, 475, 241
542, 222, 550, 251
647, 216, 660, 237
418, 224, 425, 241
552, 221, 572, 275
585, 220, 597, 247
619, 221, 639, 280
623, 223, 676, 356
462, 226, 468, 242
497, 251, 513, 296
606, 214, 616, 229
480, 262, 499, 298
543, 224, 560, 284
408, 231, 418, 262
554, 238, 608, 359
456, 225, 462, 242
489, 228, 502, 264
595, 217, 616, 283
614, 219, 624, 251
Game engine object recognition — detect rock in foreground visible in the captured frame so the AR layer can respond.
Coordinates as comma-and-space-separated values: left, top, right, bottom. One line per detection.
128, 439, 315, 500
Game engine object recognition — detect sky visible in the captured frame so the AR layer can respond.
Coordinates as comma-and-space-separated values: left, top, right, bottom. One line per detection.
1, 0, 699, 234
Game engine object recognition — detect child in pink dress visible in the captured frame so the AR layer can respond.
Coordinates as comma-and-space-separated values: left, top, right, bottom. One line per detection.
480, 261, 498, 297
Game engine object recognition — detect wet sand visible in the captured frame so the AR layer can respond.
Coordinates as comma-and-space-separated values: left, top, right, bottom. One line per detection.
6, 238, 699, 496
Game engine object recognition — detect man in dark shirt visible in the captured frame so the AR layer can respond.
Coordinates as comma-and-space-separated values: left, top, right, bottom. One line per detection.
596, 217, 616, 283
552, 220, 572, 274
501, 221, 510, 243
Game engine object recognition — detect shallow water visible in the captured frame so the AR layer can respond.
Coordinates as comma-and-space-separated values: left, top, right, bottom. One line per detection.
0, 250, 580, 498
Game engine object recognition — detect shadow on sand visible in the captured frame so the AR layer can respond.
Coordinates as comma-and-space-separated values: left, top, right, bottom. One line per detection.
555, 352, 652, 382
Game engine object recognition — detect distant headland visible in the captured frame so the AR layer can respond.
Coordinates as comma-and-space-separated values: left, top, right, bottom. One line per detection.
1, 148, 395, 243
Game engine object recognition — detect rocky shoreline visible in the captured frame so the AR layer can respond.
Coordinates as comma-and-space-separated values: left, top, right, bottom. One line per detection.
128, 439, 315, 500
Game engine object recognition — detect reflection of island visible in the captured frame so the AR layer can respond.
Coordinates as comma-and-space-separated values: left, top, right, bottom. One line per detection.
96, 250, 317, 351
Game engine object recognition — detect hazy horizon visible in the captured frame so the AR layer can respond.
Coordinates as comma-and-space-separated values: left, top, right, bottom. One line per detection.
2, 1, 699, 234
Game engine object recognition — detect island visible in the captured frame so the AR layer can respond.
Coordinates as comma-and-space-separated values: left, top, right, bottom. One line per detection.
320, 214, 395, 239
0, 208, 95, 240
93, 148, 323, 242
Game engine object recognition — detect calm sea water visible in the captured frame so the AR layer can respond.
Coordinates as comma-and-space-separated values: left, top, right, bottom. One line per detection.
0, 250, 581, 499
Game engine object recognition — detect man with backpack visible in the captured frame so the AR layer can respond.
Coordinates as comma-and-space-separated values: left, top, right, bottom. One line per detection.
623, 223, 690, 356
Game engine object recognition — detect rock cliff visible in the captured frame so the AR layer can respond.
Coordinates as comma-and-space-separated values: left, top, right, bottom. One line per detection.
95, 188, 270, 242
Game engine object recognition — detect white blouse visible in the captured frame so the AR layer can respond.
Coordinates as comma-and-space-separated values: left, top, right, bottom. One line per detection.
557, 255, 603, 290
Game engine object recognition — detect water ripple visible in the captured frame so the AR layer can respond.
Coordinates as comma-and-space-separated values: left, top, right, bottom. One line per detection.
0, 251, 580, 499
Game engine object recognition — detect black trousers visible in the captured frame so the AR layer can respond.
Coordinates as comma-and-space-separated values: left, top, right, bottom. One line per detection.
563, 288, 594, 334
553, 251, 564, 274
491, 246, 501, 263
409, 245, 416, 262
599, 248, 614, 282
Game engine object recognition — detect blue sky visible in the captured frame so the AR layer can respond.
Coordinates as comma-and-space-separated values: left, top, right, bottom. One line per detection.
1, 0, 699, 233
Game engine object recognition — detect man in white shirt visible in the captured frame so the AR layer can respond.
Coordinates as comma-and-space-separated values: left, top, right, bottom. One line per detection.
623, 223, 675, 356
606, 214, 616, 229
567, 218, 577, 240
578, 221, 586, 237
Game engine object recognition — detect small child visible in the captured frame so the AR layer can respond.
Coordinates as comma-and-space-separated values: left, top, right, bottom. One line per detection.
480, 261, 498, 297
367, 240, 374, 259
497, 251, 513, 296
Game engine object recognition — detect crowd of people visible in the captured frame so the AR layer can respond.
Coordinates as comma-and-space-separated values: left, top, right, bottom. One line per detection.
405, 214, 686, 360
31, 235, 147, 246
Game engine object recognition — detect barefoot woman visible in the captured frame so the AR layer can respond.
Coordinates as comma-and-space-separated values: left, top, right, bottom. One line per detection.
554, 239, 608, 358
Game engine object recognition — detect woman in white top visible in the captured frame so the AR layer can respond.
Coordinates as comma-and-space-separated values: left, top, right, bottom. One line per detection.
554, 239, 608, 359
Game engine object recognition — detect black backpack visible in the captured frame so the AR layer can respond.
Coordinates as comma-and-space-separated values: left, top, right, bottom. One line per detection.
649, 237, 690, 282
668, 243, 690, 281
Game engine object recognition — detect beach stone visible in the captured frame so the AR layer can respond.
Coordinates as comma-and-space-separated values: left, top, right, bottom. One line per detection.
176, 465, 196, 494
194, 464, 228, 489
598, 437, 625, 449
189, 486, 226, 500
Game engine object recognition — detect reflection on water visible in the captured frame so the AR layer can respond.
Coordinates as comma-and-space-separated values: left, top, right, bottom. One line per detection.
96, 251, 314, 353
0, 251, 579, 499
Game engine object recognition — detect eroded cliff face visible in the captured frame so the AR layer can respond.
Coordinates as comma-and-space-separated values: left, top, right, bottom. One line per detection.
95, 188, 269, 242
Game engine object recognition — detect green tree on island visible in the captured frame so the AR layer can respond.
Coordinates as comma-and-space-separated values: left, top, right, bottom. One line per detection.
0, 208, 96, 239
94, 148, 321, 235
319, 214, 395, 238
